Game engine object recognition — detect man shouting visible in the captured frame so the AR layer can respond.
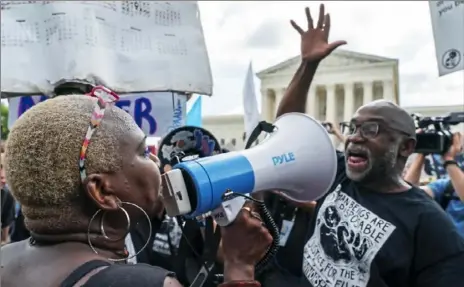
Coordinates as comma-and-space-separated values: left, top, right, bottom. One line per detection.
276, 4, 464, 287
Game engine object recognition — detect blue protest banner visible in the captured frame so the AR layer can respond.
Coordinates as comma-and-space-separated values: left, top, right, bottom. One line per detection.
186, 96, 202, 127
8, 92, 186, 137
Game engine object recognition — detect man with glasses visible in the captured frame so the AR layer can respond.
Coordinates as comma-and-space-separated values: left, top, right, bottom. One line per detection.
271, 4, 464, 287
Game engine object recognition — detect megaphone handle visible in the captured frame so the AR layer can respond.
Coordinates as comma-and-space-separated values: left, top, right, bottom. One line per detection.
211, 196, 247, 227
208, 192, 281, 277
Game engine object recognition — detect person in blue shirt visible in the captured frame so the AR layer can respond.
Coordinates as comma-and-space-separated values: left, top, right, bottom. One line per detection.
424, 152, 464, 179
427, 178, 464, 237
404, 132, 464, 238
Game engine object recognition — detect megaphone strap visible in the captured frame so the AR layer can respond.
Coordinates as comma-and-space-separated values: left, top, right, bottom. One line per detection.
187, 217, 222, 287
202, 217, 222, 264
245, 121, 275, 149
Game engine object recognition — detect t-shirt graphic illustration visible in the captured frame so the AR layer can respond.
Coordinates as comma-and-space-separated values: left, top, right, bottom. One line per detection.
303, 186, 396, 287
152, 216, 183, 256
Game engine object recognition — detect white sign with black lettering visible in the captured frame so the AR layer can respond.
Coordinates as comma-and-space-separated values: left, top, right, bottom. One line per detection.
1, 1, 212, 95
429, 1, 464, 76
303, 189, 396, 287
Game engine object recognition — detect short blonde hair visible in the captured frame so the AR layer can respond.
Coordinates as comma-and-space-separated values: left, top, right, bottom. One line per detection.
4, 95, 139, 234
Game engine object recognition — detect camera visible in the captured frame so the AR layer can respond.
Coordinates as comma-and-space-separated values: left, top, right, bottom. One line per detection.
413, 111, 464, 154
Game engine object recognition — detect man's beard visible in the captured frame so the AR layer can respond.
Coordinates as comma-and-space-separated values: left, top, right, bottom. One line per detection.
346, 141, 400, 182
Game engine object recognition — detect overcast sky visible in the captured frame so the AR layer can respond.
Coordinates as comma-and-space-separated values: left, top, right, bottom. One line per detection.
196, 1, 464, 116
2, 1, 463, 117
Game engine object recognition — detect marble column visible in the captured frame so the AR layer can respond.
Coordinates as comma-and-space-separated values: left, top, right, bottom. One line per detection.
325, 84, 337, 124
260, 88, 270, 122
274, 88, 285, 117
307, 86, 318, 118
363, 81, 374, 105
343, 82, 355, 121
383, 80, 394, 103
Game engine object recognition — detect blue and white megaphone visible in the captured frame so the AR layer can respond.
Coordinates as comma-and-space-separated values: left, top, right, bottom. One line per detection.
161, 113, 337, 226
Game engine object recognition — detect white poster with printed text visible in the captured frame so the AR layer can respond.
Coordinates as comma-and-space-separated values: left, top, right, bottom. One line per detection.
429, 1, 464, 76
8, 92, 186, 137
303, 187, 396, 287
1, 1, 212, 95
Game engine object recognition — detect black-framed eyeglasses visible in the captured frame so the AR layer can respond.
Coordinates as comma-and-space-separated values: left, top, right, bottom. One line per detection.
348, 121, 412, 139
347, 121, 381, 139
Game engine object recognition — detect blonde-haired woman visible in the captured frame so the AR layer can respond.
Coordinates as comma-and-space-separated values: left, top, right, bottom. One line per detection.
1, 90, 271, 287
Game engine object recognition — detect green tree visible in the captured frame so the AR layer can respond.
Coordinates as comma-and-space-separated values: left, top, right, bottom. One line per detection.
1, 103, 9, 140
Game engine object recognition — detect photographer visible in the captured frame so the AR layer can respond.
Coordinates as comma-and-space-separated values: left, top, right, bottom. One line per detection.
404, 132, 464, 237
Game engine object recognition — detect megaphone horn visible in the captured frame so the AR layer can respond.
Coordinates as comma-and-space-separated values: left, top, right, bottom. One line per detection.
161, 113, 338, 220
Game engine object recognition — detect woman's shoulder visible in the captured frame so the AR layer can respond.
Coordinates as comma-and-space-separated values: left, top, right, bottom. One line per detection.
1, 240, 29, 263
84, 263, 179, 287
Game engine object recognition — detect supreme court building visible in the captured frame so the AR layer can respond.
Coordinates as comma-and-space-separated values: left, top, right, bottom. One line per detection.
203, 49, 437, 150
257, 49, 400, 124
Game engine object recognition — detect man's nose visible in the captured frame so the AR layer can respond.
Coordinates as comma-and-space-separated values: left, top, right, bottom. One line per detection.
347, 131, 365, 144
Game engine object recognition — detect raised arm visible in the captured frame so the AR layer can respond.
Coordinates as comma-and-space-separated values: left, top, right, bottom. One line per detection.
276, 4, 346, 118
443, 133, 464, 201
403, 153, 426, 186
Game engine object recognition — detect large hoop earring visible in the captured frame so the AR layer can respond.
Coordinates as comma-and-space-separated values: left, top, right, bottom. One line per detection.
100, 204, 131, 242
87, 201, 153, 262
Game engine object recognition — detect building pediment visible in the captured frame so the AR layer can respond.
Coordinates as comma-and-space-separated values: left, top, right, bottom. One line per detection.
256, 49, 397, 79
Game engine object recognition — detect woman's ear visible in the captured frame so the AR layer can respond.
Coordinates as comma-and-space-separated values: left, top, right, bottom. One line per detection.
83, 174, 119, 211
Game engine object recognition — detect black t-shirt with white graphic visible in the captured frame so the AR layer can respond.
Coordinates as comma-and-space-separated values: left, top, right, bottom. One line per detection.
302, 152, 464, 287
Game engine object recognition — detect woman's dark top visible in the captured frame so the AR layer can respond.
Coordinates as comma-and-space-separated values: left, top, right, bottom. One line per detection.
132, 215, 207, 286
61, 260, 174, 287
1, 187, 15, 230
11, 207, 30, 242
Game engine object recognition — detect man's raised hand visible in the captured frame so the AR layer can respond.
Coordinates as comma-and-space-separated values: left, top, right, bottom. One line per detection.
290, 4, 347, 63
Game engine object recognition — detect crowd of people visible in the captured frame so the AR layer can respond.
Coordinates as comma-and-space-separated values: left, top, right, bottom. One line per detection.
1, 4, 464, 287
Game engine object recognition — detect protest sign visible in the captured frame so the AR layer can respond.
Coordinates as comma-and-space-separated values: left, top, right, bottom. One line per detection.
1, 1, 212, 95
7, 92, 187, 137
429, 1, 464, 76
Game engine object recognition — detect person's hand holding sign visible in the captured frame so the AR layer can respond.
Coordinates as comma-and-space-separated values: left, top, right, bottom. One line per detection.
290, 4, 347, 63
